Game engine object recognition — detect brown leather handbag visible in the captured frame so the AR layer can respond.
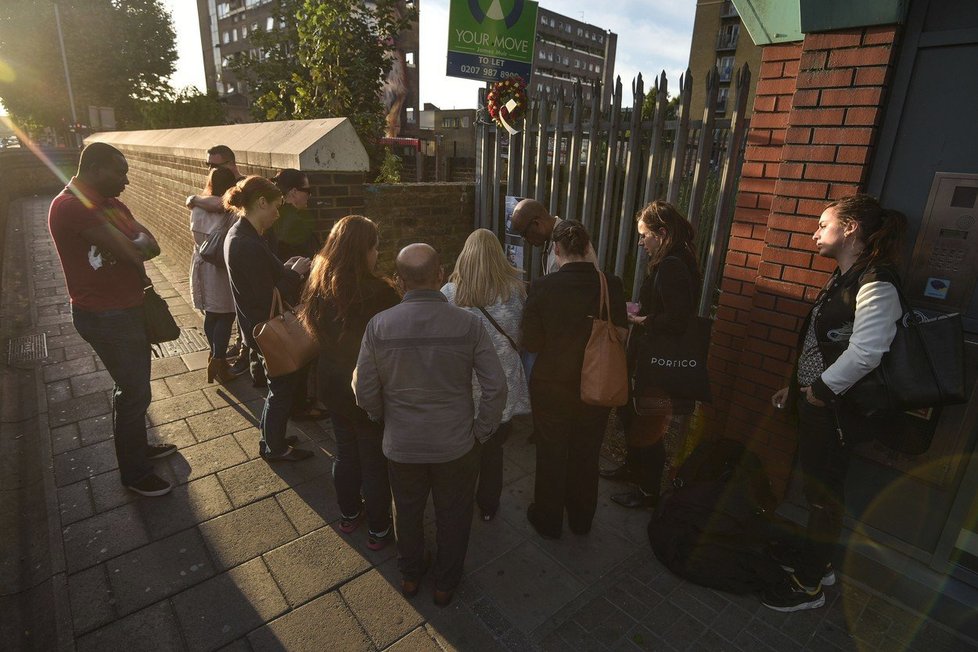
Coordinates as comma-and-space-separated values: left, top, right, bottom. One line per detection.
252, 288, 318, 378
580, 271, 629, 407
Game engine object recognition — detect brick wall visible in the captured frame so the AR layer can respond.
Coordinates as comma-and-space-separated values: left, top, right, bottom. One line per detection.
709, 26, 900, 490
108, 145, 369, 278
363, 182, 475, 275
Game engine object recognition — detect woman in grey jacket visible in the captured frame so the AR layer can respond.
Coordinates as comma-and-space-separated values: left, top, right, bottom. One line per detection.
442, 228, 531, 521
765, 194, 906, 613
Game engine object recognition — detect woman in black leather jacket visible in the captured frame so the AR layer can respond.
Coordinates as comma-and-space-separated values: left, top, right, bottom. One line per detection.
765, 194, 906, 613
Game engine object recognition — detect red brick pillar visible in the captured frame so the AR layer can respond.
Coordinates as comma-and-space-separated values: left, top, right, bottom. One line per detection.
708, 26, 900, 491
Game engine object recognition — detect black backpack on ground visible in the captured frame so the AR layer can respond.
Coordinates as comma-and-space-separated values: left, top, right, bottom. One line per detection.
647, 438, 786, 594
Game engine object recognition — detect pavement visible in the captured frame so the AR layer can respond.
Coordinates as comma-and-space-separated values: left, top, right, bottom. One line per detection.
2, 196, 976, 652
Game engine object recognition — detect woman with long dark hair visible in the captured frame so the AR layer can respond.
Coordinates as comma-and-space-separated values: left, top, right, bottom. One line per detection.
442, 229, 531, 522
522, 220, 627, 539
300, 215, 399, 549
190, 166, 240, 383
764, 194, 906, 612
602, 200, 701, 510
224, 176, 314, 461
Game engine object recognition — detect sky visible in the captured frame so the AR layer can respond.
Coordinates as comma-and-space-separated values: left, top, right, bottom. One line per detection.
161, 0, 696, 109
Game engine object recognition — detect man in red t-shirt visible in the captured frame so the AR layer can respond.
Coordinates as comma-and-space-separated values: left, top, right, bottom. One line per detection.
49, 142, 174, 497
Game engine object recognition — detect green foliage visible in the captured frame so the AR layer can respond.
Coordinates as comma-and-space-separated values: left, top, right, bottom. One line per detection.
0, 0, 176, 131
375, 148, 402, 184
642, 93, 680, 122
137, 88, 226, 129
228, 0, 414, 151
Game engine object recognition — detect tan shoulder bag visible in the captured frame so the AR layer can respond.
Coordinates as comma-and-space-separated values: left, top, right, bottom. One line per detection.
580, 271, 629, 407
252, 288, 318, 378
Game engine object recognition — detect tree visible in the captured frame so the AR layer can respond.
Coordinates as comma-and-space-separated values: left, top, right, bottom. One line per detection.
137, 88, 226, 129
229, 0, 414, 152
0, 0, 176, 134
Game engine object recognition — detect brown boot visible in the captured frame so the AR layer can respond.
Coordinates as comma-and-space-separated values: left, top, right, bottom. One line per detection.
207, 357, 236, 384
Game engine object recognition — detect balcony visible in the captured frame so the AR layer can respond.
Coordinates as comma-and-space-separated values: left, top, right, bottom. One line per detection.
716, 31, 739, 51
721, 1, 739, 18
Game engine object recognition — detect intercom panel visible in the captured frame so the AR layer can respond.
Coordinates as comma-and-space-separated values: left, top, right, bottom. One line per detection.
906, 173, 978, 316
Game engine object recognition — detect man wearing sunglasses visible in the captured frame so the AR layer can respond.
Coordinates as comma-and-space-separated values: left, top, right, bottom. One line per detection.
186, 145, 243, 212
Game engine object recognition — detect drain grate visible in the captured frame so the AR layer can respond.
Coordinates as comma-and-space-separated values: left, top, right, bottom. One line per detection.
152, 327, 210, 358
7, 333, 48, 363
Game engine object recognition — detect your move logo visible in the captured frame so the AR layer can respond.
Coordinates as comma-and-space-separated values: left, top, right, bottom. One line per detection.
467, 0, 525, 28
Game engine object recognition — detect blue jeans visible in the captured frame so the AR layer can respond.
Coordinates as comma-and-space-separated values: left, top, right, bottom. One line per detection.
72, 306, 153, 485
259, 360, 301, 455
203, 311, 234, 359
331, 412, 391, 533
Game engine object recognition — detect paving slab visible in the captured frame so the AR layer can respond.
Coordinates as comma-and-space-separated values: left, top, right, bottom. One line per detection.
171, 557, 289, 652
341, 567, 426, 649
53, 439, 118, 486
58, 479, 94, 526
263, 525, 372, 606
147, 391, 214, 428
469, 539, 585, 633
218, 454, 330, 508
76, 600, 185, 652
247, 591, 373, 652
137, 473, 236, 539
197, 496, 298, 571
166, 433, 249, 485
106, 527, 216, 617
274, 478, 344, 535
386, 626, 444, 651
62, 502, 151, 573
69, 369, 114, 397
76, 413, 113, 447
48, 393, 112, 428
67, 564, 116, 635
50, 422, 82, 455
186, 402, 262, 442
150, 357, 191, 380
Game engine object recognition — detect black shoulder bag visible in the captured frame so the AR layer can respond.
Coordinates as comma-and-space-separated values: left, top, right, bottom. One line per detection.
198, 214, 234, 267
143, 283, 180, 345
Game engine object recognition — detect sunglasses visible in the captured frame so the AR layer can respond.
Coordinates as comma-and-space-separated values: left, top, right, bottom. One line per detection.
206, 161, 227, 169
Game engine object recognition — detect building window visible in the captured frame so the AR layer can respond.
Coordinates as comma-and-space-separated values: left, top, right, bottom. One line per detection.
406, 51, 416, 67
595, 64, 601, 73
232, 28, 238, 42
406, 108, 416, 124
537, 83, 543, 92
565, 24, 571, 33
540, 15, 546, 25
549, 18, 555, 27
574, 59, 580, 69
222, 31, 230, 44
563, 56, 569, 65
462, 117, 470, 128
577, 27, 583, 36
538, 50, 546, 60
217, 2, 230, 18
716, 87, 729, 113
717, 55, 735, 82
267, 16, 274, 30
599, 34, 604, 44
547, 52, 553, 61
241, 25, 247, 37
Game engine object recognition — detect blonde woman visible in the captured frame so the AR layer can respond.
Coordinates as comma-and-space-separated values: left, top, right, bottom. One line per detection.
442, 229, 530, 521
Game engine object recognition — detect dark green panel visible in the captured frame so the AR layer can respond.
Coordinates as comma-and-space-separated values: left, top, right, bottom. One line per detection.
799, 0, 909, 33
732, 0, 803, 45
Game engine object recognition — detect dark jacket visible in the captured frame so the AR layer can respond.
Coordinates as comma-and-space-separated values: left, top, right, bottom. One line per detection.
312, 276, 400, 421
224, 218, 302, 349
273, 203, 320, 261
792, 262, 901, 406
522, 261, 628, 407
636, 252, 701, 341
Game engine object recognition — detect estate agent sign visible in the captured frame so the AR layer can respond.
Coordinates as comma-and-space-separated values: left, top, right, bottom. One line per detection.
446, 0, 538, 83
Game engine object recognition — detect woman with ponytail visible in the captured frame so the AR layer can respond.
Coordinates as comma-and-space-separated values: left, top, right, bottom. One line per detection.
521, 220, 627, 539
764, 194, 906, 612
601, 200, 701, 510
224, 176, 315, 462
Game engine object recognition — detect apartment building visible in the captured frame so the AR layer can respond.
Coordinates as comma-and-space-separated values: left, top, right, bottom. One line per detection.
531, 7, 617, 107
687, 0, 762, 118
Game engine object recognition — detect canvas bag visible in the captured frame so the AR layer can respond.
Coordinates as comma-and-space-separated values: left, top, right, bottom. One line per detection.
252, 288, 318, 378
580, 271, 629, 407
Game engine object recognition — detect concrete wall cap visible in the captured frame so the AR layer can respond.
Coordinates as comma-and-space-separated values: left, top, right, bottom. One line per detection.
85, 118, 369, 172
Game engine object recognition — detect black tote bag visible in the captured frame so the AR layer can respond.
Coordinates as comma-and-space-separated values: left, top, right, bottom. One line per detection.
842, 306, 966, 417
635, 315, 713, 403
143, 285, 180, 344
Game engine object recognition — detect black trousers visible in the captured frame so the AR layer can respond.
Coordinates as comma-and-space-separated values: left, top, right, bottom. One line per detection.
532, 395, 610, 536
795, 399, 851, 586
388, 442, 481, 592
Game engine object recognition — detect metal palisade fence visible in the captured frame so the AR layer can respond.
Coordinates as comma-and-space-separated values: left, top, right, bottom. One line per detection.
474, 64, 752, 316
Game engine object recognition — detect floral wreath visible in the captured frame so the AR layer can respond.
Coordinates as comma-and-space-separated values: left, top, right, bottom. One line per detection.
486, 76, 528, 133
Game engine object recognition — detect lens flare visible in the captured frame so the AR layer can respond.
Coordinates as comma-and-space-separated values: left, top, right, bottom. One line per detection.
0, 58, 14, 83
0, 114, 87, 206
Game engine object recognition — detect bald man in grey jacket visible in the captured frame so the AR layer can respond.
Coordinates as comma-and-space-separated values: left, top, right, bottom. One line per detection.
354, 243, 506, 607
